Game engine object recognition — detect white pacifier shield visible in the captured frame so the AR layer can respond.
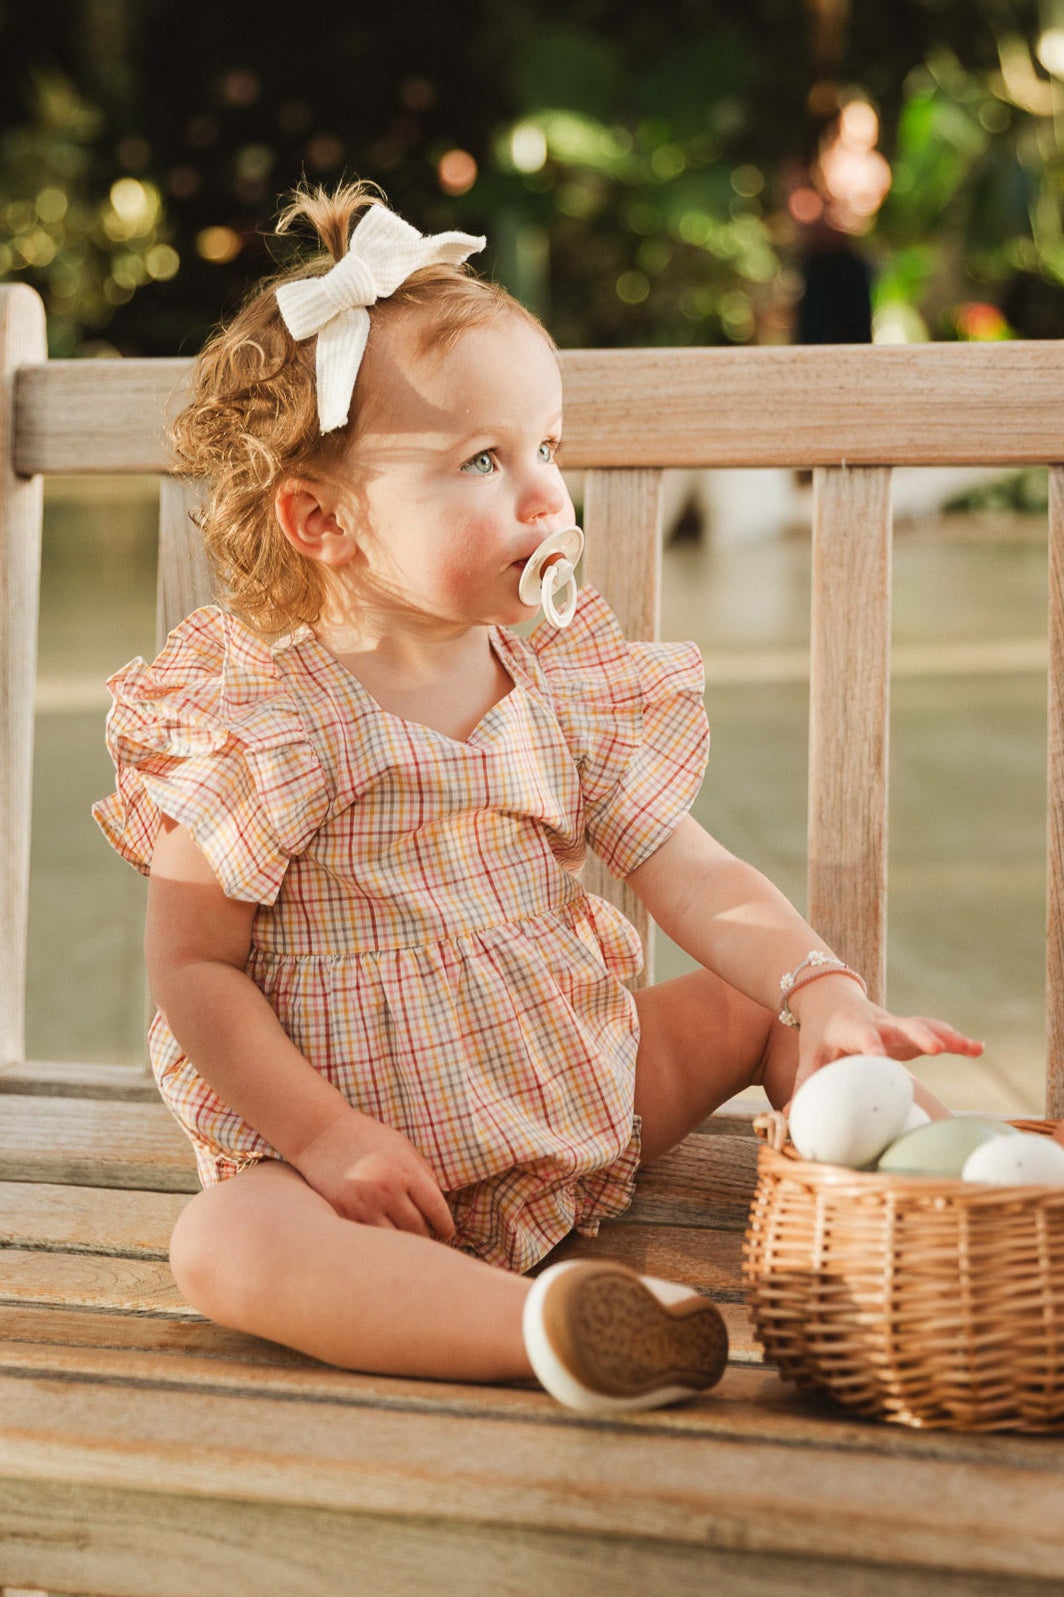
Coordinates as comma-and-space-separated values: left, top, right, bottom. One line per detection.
519, 525, 584, 627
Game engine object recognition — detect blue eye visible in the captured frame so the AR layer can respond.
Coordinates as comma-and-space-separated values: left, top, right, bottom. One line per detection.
462, 451, 496, 475
538, 441, 557, 463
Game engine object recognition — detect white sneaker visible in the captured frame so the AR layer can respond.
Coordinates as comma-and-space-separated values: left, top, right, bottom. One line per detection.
522, 1260, 729, 1415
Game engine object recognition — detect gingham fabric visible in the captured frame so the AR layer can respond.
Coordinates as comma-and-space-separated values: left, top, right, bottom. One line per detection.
94, 588, 709, 1272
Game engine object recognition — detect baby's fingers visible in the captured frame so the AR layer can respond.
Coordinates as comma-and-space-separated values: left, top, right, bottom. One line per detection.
410, 1172, 456, 1243
882, 1016, 984, 1060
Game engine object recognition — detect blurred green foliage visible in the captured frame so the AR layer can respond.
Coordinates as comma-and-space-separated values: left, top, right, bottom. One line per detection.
0, 0, 1057, 355
0, 72, 178, 354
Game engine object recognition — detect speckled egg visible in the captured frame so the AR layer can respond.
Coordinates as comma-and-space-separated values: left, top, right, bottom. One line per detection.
788, 1055, 914, 1168
962, 1131, 1064, 1186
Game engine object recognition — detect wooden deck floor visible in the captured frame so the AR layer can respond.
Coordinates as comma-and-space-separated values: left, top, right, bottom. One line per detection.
3, 1068, 1064, 1596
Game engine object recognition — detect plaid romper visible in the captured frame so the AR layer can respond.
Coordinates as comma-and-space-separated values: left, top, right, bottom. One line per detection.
94, 588, 708, 1272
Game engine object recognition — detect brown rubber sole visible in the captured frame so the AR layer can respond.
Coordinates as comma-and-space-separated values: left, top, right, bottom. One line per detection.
539, 1264, 729, 1401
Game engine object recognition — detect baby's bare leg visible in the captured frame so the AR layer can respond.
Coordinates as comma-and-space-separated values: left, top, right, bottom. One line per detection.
633, 968, 795, 1165
169, 1161, 533, 1381
632, 969, 951, 1166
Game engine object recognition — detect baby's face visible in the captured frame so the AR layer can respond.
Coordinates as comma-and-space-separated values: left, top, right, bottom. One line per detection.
335, 310, 575, 629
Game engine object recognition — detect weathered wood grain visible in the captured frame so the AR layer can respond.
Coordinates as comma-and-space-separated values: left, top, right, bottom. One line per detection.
0, 1303, 294, 1364
15, 344, 1064, 474
546, 1220, 744, 1289
0, 1097, 198, 1190
3, 1371, 1064, 1579
807, 465, 892, 998
0, 1182, 185, 1255
156, 473, 212, 642
7, 1475, 1060, 1597
0, 1176, 751, 1279
630, 1131, 759, 1230
0, 1107, 760, 1230
14, 355, 190, 473
581, 467, 664, 978
0, 1059, 161, 1099
12, 1313, 1064, 1470
0, 1248, 188, 1315
0, 285, 46, 1069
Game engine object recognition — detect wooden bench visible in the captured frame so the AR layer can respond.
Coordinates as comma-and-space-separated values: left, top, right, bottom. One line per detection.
3, 277, 1064, 1595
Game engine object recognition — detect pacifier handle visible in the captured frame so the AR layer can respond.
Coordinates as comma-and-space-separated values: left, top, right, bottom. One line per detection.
541, 558, 579, 627
518, 525, 585, 628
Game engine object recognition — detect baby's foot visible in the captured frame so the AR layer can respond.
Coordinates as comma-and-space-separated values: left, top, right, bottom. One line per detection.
522, 1260, 728, 1414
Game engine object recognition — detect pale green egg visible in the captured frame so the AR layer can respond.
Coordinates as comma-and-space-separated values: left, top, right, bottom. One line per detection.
876, 1116, 1019, 1177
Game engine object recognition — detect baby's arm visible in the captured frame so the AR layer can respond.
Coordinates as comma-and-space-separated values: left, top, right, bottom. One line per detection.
146, 818, 454, 1241
626, 814, 982, 1089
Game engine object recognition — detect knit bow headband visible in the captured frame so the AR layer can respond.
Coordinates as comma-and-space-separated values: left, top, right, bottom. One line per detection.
275, 204, 487, 434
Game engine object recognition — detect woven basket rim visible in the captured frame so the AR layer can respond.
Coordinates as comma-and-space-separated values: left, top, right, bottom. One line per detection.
753, 1111, 1064, 1201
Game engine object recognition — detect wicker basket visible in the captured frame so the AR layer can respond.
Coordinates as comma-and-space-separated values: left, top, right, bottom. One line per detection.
743, 1112, 1064, 1430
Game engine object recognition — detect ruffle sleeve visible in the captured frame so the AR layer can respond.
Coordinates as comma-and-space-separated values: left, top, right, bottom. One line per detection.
529, 587, 708, 879
93, 608, 330, 904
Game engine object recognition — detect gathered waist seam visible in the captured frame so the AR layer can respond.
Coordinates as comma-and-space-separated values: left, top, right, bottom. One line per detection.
249, 893, 611, 963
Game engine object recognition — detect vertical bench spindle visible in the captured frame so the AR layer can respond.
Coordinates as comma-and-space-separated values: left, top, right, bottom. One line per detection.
1046, 465, 1064, 1116
581, 467, 664, 985
0, 286, 47, 1068
807, 464, 893, 1004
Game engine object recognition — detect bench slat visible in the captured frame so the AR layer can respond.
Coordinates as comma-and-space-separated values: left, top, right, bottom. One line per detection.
3, 1371, 1063, 1577
0, 1247, 187, 1314
0, 1181, 184, 1255
0, 1242, 752, 1352
0, 1097, 759, 1227
16, 344, 1064, 474
0, 1059, 162, 1099
0, 1306, 759, 1390
0, 1301, 299, 1362
549, 1220, 743, 1287
0, 1096, 198, 1190
0, 1154, 755, 1254
11, 1476, 1058, 1597
15, 356, 190, 473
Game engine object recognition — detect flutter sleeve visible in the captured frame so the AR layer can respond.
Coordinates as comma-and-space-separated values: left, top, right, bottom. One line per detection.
530, 587, 709, 879
92, 608, 330, 904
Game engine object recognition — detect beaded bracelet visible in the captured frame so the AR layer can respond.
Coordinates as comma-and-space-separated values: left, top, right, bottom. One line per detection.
778, 950, 868, 1028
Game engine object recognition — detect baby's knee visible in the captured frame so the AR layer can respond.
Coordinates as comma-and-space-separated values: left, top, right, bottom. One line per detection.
169, 1162, 305, 1326
169, 1185, 230, 1317
169, 1176, 269, 1324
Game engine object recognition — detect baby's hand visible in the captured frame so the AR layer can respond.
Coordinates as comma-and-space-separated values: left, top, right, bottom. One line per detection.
789, 974, 983, 1095
291, 1109, 456, 1243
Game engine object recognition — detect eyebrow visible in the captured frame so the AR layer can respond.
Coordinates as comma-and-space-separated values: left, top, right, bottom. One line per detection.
452, 415, 565, 448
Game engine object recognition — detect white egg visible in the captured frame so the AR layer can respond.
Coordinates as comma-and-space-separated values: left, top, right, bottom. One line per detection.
788, 1055, 914, 1168
962, 1132, 1064, 1186
901, 1102, 932, 1133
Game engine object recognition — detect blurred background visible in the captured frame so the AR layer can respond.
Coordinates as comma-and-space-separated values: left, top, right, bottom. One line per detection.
2, 0, 1061, 1110
2, 0, 1062, 354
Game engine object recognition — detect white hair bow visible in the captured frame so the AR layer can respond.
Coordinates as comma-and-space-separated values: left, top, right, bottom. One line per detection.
275, 204, 486, 434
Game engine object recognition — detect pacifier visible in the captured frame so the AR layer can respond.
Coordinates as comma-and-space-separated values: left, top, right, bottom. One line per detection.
518, 525, 585, 628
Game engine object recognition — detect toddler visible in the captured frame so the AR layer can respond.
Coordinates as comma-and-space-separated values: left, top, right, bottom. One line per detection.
95, 184, 982, 1413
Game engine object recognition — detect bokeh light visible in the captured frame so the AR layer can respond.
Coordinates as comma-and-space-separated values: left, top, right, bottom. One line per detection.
510, 123, 548, 174
196, 225, 242, 263
437, 148, 477, 194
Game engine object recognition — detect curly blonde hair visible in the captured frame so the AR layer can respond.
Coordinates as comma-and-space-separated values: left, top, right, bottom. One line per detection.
170, 182, 551, 637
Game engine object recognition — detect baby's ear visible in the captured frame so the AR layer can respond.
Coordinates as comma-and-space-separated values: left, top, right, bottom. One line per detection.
274, 477, 357, 566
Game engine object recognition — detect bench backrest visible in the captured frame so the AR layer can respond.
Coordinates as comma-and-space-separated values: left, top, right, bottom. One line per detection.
4, 281, 1064, 1113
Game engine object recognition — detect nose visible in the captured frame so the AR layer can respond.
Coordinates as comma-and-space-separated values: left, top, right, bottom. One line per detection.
518, 456, 570, 526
